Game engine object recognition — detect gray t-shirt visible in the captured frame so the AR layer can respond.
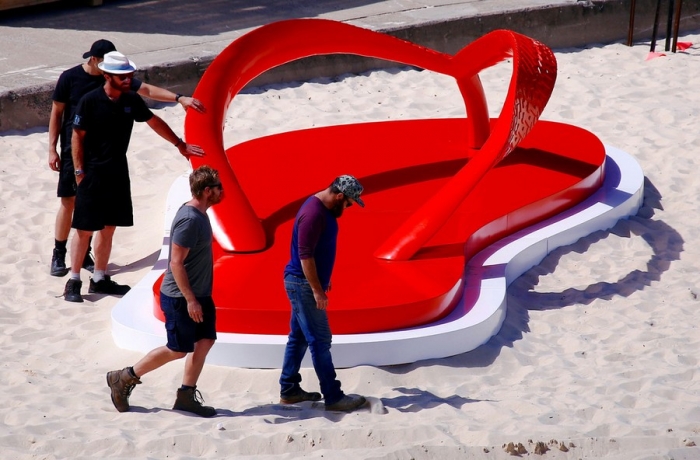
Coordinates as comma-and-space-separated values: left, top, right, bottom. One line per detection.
160, 204, 213, 297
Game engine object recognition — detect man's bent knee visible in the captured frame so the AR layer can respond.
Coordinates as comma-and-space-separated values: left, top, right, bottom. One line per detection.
166, 348, 188, 360
59, 196, 75, 211
98, 226, 117, 239
75, 229, 94, 239
195, 338, 216, 350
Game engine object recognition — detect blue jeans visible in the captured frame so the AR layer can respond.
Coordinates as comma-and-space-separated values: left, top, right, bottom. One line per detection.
279, 274, 344, 405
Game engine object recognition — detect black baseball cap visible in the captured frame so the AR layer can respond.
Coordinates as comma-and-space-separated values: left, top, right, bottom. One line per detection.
82, 39, 117, 59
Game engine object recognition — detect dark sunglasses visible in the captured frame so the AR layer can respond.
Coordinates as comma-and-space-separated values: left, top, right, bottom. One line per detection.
109, 73, 134, 81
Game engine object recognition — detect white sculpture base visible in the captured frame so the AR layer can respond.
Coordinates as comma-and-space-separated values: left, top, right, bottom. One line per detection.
111, 145, 644, 368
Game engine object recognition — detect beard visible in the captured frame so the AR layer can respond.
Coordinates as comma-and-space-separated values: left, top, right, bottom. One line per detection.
107, 76, 131, 93
209, 192, 223, 206
330, 202, 344, 218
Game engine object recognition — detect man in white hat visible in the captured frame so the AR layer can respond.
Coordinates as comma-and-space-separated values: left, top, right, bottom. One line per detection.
47, 39, 205, 278
62, 51, 205, 303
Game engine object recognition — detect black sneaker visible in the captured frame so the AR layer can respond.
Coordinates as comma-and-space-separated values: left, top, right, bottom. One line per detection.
63, 279, 83, 303
172, 387, 216, 417
89, 275, 131, 295
82, 251, 95, 273
51, 247, 69, 277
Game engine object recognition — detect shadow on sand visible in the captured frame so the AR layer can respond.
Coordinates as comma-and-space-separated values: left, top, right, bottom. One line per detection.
384, 177, 683, 371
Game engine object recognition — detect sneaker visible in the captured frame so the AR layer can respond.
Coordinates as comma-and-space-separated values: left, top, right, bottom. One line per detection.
172, 387, 216, 417
280, 388, 323, 404
89, 275, 130, 295
51, 247, 69, 277
106, 368, 142, 412
82, 251, 95, 273
324, 394, 367, 412
63, 279, 83, 303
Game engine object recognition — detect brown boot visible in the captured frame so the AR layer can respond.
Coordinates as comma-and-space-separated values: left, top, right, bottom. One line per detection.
106, 368, 141, 412
280, 387, 322, 404
325, 394, 367, 412
172, 386, 216, 417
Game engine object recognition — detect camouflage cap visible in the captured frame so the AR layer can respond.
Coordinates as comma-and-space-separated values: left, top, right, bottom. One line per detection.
332, 175, 365, 207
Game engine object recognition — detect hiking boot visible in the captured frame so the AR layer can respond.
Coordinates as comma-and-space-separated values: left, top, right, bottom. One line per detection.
106, 368, 142, 412
172, 387, 216, 417
63, 279, 83, 303
89, 275, 131, 295
280, 388, 323, 405
82, 251, 95, 273
51, 247, 69, 277
324, 394, 367, 412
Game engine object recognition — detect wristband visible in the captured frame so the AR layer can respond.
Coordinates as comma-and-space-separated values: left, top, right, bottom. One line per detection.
175, 93, 183, 102
174, 138, 184, 148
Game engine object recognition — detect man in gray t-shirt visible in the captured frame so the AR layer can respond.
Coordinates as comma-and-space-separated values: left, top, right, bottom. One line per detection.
106, 166, 224, 418
160, 204, 213, 298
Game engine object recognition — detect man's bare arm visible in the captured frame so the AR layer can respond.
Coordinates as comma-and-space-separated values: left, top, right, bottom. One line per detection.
71, 128, 86, 183
48, 101, 66, 171
170, 242, 204, 323
137, 83, 205, 113
145, 114, 205, 158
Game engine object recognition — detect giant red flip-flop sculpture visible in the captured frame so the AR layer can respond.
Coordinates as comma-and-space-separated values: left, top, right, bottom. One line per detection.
112, 19, 644, 367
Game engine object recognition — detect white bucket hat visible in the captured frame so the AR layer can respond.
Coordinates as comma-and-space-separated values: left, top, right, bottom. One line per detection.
98, 51, 137, 74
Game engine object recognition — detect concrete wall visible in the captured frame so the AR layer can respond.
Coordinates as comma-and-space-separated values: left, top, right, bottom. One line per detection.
1, 0, 698, 133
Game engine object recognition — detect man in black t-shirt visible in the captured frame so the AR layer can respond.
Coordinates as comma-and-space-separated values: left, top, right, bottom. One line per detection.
48, 39, 206, 277
62, 51, 205, 303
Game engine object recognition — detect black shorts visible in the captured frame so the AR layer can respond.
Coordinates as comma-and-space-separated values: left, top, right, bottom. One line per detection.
160, 293, 217, 353
71, 172, 134, 231
57, 149, 77, 198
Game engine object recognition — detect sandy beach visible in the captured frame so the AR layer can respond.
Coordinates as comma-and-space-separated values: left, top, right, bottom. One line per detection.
1, 30, 700, 459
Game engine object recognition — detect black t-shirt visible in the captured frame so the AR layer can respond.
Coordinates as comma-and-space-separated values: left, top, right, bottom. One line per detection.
52, 64, 143, 152
73, 88, 153, 191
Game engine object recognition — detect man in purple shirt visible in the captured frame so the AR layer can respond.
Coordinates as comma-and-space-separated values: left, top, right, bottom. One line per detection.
279, 175, 368, 412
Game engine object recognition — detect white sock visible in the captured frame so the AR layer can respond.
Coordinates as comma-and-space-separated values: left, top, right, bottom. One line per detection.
93, 270, 105, 282
70, 272, 81, 281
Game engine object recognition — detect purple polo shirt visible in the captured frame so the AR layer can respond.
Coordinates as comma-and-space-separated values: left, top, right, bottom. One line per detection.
284, 196, 338, 290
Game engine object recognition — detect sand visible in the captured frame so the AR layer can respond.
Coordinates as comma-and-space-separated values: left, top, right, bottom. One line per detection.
1, 31, 700, 459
